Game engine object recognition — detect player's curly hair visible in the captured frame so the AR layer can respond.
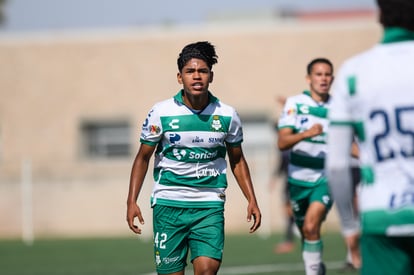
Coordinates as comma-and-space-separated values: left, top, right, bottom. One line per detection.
377, 0, 414, 31
177, 41, 218, 72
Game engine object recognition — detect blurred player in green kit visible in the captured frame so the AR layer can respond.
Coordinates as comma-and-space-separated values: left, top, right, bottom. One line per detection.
277, 58, 334, 275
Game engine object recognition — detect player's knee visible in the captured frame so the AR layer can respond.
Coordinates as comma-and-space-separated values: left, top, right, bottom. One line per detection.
302, 223, 320, 240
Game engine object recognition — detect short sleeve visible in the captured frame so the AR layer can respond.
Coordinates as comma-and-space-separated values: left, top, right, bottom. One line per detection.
140, 106, 163, 146
225, 109, 243, 146
278, 97, 298, 129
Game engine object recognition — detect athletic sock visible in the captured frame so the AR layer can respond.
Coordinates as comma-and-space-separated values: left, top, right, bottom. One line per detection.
346, 245, 353, 264
302, 239, 323, 275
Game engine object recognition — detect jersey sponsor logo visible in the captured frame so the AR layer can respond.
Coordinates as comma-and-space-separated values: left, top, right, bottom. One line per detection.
192, 136, 204, 143
211, 115, 223, 131
300, 117, 308, 124
196, 166, 221, 178
189, 151, 218, 160
169, 133, 181, 144
172, 149, 218, 160
169, 119, 180, 129
208, 137, 224, 143
389, 190, 414, 209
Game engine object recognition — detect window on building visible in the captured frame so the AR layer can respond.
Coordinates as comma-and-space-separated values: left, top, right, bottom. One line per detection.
81, 120, 131, 158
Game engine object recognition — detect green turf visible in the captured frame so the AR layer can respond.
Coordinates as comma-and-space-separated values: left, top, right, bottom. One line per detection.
0, 233, 358, 275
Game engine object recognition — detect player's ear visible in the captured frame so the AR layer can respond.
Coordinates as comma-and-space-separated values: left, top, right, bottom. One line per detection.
177, 72, 183, 84
305, 74, 311, 85
209, 71, 214, 83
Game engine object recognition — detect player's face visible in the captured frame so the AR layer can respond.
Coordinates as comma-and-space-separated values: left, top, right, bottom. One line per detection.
306, 62, 333, 99
177, 58, 213, 97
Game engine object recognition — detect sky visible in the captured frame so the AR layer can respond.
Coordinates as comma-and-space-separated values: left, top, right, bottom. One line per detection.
0, 0, 377, 33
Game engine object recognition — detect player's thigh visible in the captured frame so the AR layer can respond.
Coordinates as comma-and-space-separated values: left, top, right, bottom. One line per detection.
309, 179, 333, 219
288, 184, 311, 229
361, 234, 414, 275
310, 178, 333, 209
189, 208, 224, 263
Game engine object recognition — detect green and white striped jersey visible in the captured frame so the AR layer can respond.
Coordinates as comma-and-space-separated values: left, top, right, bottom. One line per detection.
140, 90, 243, 209
328, 28, 414, 235
278, 90, 330, 187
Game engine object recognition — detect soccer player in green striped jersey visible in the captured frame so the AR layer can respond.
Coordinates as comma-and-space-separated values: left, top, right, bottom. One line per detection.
277, 58, 334, 275
126, 41, 261, 275
327, 1, 414, 274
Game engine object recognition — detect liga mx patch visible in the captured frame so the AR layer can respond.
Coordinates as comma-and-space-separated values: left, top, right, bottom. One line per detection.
150, 125, 161, 135
287, 108, 296, 115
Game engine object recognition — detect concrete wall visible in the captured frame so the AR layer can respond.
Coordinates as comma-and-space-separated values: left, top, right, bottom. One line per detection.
0, 19, 381, 239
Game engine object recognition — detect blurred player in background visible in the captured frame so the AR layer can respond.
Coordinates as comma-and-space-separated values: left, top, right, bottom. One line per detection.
126, 41, 261, 275
327, 0, 414, 274
277, 58, 334, 275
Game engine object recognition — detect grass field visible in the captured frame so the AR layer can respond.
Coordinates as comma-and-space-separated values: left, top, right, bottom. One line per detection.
0, 232, 358, 275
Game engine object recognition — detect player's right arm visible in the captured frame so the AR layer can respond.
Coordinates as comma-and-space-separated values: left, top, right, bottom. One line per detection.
277, 97, 323, 150
277, 124, 323, 150
126, 143, 156, 234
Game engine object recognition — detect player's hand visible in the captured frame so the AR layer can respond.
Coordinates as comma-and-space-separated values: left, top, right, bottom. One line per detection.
306, 123, 323, 138
126, 203, 144, 234
247, 201, 262, 233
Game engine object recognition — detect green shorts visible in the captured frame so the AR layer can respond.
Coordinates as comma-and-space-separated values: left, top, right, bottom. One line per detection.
288, 178, 333, 228
361, 234, 414, 275
152, 205, 224, 274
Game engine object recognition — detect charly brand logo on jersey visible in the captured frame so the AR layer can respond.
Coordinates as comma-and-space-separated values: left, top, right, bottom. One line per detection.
169, 119, 180, 129
299, 105, 310, 114
169, 133, 181, 144
192, 136, 204, 143
173, 149, 187, 160
195, 162, 220, 178
211, 115, 223, 131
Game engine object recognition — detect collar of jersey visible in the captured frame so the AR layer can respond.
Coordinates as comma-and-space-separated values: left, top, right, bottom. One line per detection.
174, 89, 219, 105
303, 90, 330, 106
382, 27, 414, 44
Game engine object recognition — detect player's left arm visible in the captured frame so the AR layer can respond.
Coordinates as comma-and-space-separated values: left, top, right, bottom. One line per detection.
227, 144, 262, 233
